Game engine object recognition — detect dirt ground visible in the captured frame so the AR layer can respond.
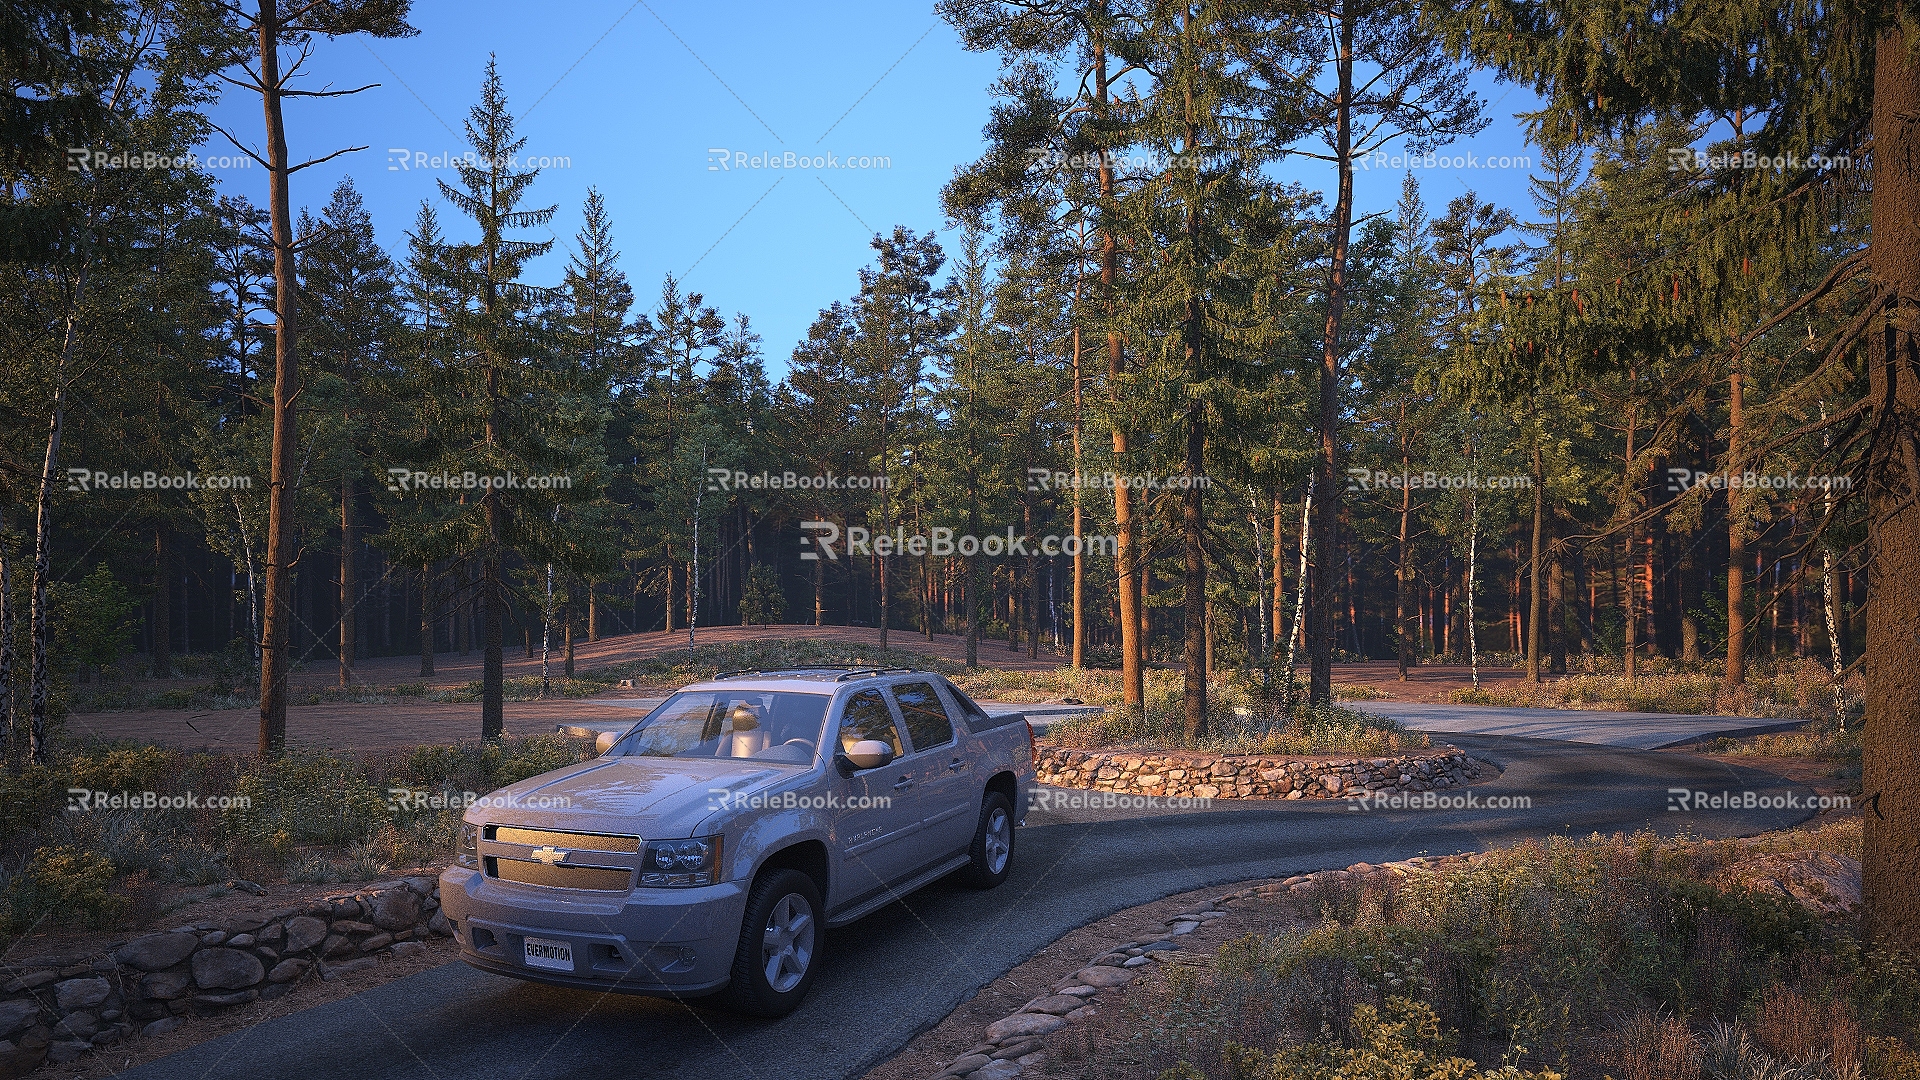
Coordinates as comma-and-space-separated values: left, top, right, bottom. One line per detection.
1326, 660, 1530, 703
66, 625, 1064, 751
66, 625, 1524, 751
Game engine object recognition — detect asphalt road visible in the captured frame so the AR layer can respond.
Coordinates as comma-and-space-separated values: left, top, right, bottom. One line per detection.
123, 733, 1813, 1080
1355, 700, 1811, 749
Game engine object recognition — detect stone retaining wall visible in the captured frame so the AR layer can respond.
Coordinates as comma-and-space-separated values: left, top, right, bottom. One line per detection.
1033, 745, 1480, 799
0, 877, 450, 1078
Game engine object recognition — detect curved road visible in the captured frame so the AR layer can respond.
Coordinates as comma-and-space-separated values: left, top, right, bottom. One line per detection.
125, 734, 1813, 1080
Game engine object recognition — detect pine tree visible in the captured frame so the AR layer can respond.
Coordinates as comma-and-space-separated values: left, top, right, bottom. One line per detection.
406, 58, 603, 739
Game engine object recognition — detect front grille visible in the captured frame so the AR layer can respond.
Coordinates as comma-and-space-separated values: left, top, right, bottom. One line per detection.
489, 826, 641, 854
490, 858, 633, 891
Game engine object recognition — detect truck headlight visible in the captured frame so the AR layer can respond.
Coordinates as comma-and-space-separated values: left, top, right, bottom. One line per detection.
639, 836, 721, 887
456, 821, 479, 868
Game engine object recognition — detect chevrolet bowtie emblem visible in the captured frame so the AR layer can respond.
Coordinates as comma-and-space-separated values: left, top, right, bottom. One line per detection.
529, 846, 569, 866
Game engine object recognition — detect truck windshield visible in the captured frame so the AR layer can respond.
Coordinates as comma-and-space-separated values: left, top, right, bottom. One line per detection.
608, 691, 830, 764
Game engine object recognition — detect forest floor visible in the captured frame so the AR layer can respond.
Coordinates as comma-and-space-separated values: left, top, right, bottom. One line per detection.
63, 626, 1526, 750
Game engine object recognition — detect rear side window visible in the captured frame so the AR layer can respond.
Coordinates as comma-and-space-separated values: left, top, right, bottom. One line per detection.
941, 682, 999, 730
837, 689, 903, 756
891, 681, 954, 753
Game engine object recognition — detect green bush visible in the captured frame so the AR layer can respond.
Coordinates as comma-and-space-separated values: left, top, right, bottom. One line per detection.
226, 751, 393, 849
4, 845, 124, 931
1188, 997, 1564, 1080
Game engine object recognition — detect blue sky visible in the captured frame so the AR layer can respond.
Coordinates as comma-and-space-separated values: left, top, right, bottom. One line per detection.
200, 1, 1548, 378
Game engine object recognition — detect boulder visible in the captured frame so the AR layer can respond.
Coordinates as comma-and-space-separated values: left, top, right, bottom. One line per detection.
190, 948, 265, 991
116, 930, 200, 972
53, 978, 111, 1011
984, 1012, 1065, 1041
371, 887, 422, 931
139, 972, 192, 1001
282, 916, 327, 953
0, 1002, 41, 1041
266, 959, 310, 984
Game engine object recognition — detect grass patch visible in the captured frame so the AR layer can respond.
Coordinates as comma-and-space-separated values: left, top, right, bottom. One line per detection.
1090, 822, 1907, 1079
1450, 657, 1860, 724
1046, 674, 1428, 757
0, 733, 597, 945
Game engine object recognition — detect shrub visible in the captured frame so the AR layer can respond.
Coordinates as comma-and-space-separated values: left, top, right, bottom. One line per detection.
1049, 693, 1427, 757
226, 751, 392, 848
4, 845, 125, 931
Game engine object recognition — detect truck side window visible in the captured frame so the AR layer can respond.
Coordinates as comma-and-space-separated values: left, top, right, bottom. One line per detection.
837, 689, 903, 756
891, 681, 954, 753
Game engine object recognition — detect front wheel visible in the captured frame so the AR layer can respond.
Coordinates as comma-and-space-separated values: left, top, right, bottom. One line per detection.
958, 792, 1015, 888
718, 869, 822, 1016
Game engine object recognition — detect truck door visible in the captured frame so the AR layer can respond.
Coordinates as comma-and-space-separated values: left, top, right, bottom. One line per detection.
887, 679, 976, 862
829, 688, 922, 904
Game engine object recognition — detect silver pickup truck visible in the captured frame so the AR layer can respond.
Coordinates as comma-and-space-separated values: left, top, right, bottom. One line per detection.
438, 667, 1036, 1015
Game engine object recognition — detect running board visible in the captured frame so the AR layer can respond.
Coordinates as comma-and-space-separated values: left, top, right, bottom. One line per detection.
826, 854, 972, 927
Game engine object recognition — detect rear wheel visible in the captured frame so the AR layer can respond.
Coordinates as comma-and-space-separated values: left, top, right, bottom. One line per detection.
958, 792, 1015, 888
718, 868, 822, 1016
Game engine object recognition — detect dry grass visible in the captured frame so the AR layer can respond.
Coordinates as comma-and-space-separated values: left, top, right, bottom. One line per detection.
1078, 822, 1913, 1080
1450, 657, 1861, 725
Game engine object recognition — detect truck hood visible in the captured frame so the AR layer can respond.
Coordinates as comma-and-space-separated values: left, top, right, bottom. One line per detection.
473, 755, 803, 839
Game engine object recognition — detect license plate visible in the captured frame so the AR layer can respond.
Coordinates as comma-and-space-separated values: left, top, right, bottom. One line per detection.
522, 936, 573, 972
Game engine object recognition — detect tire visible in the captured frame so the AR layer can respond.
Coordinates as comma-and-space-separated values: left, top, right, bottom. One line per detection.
718, 868, 822, 1017
958, 792, 1015, 889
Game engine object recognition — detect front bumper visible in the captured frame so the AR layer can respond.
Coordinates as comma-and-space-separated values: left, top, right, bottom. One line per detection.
438, 867, 747, 996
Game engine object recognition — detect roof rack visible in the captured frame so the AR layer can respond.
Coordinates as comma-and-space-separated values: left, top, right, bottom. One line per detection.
834, 667, 918, 681
708, 665, 922, 682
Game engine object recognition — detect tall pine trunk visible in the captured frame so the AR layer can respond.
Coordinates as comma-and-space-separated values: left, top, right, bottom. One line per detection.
1095, 33, 1143, 710
153, 526, 171, 679
1725, 367, 1748, 685
255, 0, 300, 757
1309, 9, 1356, 705
1527, 443, 1544, 681
339, 475, 355, 686
1862, 21, 1920, 950
418, 563, 435, 676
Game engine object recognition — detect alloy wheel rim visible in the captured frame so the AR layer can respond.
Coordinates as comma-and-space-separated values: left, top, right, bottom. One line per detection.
761, 892, 815, 992
984, 808, 1011, 874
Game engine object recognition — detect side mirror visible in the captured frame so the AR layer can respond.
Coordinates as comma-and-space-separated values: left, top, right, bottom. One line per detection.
837, 739, 895, 774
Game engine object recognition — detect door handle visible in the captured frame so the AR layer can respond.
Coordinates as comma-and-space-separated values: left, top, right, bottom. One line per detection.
892, 777, 914, 790
947, 759, 966, 772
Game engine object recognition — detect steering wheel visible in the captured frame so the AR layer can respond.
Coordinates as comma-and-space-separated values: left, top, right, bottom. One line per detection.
781, 738, 816, 754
